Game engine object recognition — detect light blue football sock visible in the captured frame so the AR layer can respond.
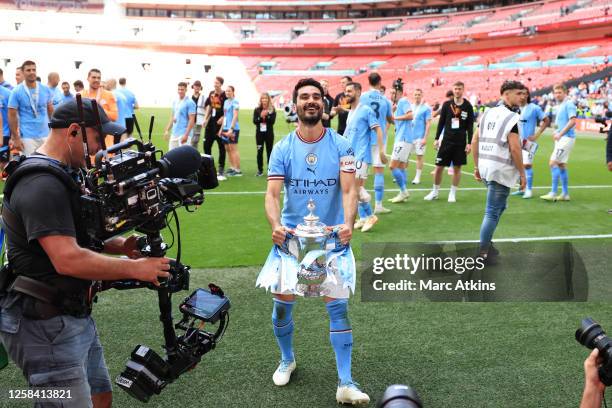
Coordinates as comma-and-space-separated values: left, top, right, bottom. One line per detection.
525, 167, 534, 190
560, 168, 569, 196
272, 298, 295, 362
374, 173, 384, 204
326, 299, 353, 385
391, 168, 407, 193
551, 166, 560, 194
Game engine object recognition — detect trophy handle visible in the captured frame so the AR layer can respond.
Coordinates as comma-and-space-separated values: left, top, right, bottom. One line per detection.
325, 227, 346, 250
277, 231, 295, 255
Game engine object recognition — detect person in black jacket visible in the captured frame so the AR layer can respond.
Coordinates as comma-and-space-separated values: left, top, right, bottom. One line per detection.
253, 92, 276, 176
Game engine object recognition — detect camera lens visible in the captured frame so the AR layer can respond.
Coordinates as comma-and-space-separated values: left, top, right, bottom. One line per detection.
576, 317, 605, 348
378, 384, 422, 408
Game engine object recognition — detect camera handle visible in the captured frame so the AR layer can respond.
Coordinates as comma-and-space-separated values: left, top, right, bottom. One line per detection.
145, 231, 181, 364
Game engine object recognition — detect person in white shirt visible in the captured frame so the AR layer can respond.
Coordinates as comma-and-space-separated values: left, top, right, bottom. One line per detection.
472, 80, 526, 262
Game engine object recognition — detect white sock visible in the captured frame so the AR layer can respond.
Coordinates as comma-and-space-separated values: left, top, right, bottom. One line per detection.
415, 169, 422, 179
375, 201, 382, 208
433, 185, 440, 193
450, 185, 458, 194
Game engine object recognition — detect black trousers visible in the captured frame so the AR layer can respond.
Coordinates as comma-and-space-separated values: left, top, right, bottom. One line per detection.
256, 131, 274, 172
204, 123, 226, 172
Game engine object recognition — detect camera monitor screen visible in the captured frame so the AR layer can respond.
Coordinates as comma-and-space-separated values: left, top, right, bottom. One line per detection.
180, 288, 230, 323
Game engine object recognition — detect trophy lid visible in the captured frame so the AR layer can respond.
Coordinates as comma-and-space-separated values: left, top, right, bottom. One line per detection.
295, 199, 327, 238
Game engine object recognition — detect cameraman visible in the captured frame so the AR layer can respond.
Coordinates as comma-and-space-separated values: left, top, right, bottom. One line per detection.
0, 99, 171, 407
580, 349, 606, 408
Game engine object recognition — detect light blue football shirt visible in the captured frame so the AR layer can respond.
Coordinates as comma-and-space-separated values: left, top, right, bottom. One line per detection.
344, 103, 379, 163
8, 82, 52, 138
518, 103, 545, 140
171, 96, 196, 138
555, 99, 577, 138
359, 89, 392, 145
268, 128, 356, 228
0, 86, 11, 137
117, 87, 138, 116
223, 98, 240, 131
394, 97, 413, 143
411, 103, 432, 140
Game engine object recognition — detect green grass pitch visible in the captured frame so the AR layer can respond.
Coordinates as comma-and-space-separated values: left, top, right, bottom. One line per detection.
1, 107, 611, 407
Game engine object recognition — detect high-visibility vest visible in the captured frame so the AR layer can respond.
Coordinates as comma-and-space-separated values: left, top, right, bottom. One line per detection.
477, 105, 520, 188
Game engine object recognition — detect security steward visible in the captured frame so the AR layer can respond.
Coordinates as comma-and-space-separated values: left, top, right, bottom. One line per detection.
0, 99, 171, 408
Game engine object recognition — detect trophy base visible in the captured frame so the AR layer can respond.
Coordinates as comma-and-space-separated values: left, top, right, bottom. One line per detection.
296, 283, 324, 298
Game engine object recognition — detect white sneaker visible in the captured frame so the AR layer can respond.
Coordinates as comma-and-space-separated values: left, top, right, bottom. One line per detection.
272, 360, 296, 386
361, 215, 378, 232
336, 382, 370, 405
522, 189, 532, 199
424, 191, 438, 201
556, 194, 570, 201
411, 178, 421, 185
448, 191, 456, 203
217, 175, 227, 181
389, 191, 410, 203
540, 192, 557, 202
374, 206, 391, 214
354, 218, 366, 230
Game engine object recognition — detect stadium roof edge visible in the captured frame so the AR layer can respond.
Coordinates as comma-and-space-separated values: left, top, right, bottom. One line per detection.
119, 0, 511, 10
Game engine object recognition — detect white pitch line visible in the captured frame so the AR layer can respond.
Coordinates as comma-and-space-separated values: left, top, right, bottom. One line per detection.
204, 184, 612, 195
408, 159, 473, 176
433, 234, 612, 244
1, 185, 605, 199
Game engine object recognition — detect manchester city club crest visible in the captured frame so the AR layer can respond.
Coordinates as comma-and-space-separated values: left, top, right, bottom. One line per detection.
305, 153, 318, 166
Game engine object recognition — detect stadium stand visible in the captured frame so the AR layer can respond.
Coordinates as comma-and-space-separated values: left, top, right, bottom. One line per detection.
0, 0, 609, 107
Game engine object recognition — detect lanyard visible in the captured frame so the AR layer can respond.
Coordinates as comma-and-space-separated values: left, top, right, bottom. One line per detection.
25, 83, 39, 117
450, 102, 461, 118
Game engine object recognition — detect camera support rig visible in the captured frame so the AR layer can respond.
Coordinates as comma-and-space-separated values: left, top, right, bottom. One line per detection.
83, 134, 227, 402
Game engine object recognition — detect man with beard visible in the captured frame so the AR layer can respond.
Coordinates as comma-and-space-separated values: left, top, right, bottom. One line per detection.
259, 78, 369, 405
8, 60, 54, 155
331, 76, 352, 135
320, 79, 335, 128
344, 81, 384, 232
81, 69, 118, 122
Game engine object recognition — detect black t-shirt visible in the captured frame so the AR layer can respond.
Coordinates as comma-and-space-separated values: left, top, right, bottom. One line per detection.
3, 172, 77, 285
333, 92, 350, 135
435, 99, 475, 145
322, 93, 334, 128
204, 91, 227, 125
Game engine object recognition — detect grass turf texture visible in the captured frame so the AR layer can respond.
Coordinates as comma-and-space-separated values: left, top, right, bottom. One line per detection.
1, 107, 611, 407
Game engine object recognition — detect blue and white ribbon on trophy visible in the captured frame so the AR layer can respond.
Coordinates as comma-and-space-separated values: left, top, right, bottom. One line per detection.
256, 230, 356, 294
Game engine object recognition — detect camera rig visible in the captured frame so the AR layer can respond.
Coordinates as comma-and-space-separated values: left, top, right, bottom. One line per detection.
77, 102, 229, 402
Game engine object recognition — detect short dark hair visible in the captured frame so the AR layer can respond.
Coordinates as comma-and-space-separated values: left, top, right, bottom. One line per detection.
21, 60, 36, 70
178, 81, 188, 88
0, 68, 3, 76
292, 78, 324, 103
61, 81, 69, 86
226, 85, 235, 93
368, 72, 381, 87
342, 76, 352, 82
346, 81, 362, 92
500, 80, 524, 95
88, 68, 101, 78
553, 83, 567, 92
119, 77, 126, 85
445, 90, 453, 98
215, 76, 224, 85
453, 81, 465, 88
73, 80, 84, 88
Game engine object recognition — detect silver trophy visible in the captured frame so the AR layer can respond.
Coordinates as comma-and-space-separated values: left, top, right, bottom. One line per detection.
292, 199, 333, 297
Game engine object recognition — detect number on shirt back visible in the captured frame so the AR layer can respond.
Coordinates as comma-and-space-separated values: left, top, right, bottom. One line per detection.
370, 102, 380, 119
